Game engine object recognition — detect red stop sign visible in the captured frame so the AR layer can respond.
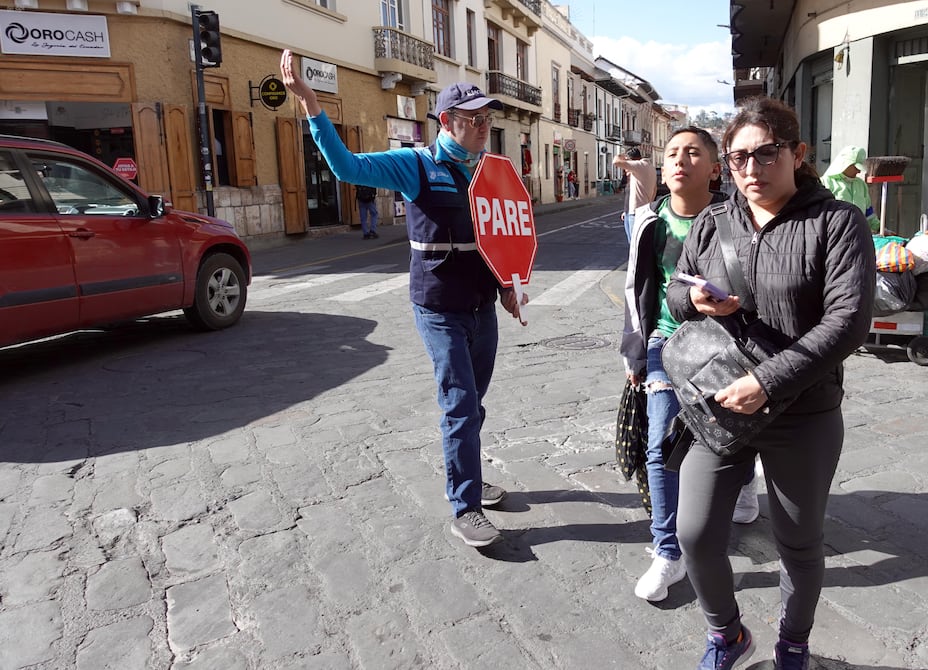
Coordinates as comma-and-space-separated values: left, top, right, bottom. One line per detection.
113, 157, 138, 181
468, 153, 537, 288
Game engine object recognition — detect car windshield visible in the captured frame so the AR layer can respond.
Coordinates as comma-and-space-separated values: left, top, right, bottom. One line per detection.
32, 156, 139, 216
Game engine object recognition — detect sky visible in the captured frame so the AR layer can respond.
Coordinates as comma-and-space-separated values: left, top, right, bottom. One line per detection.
560, 0, 734, 117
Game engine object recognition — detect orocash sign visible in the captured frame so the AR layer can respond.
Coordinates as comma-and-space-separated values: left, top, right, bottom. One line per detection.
300, 56, 338, 94
0, 10, 110, 57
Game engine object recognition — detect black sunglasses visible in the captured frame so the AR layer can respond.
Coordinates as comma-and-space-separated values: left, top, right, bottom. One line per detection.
723, 142, 792, 171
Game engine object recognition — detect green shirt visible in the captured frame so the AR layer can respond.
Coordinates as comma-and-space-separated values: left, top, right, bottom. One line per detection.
654, 199, 699, 337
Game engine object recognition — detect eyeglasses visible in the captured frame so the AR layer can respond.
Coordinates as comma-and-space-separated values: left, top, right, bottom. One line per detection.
451, 112, 495, 128
723, 142, 791, 171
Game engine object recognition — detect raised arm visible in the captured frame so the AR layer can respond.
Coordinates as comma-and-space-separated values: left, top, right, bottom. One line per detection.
280, 49, 322, 117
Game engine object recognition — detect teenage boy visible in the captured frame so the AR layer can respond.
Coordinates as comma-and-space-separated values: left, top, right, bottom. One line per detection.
621, 127, 758, 602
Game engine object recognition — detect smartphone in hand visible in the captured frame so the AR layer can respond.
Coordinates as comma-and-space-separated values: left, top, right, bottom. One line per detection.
676, 272, 730, 301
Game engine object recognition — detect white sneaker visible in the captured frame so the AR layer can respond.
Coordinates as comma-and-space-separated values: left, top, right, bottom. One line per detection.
634, 548, 686, 601
733, 477, 760, 524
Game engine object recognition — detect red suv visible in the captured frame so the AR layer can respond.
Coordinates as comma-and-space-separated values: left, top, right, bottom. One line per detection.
0, 135, 251, 348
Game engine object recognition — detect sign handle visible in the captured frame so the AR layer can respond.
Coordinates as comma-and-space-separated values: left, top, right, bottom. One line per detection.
511, 273, 527, 326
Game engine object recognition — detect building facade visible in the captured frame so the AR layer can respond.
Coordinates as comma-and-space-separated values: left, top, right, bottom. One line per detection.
730, 0, 928, 237
0, 0, 677, 245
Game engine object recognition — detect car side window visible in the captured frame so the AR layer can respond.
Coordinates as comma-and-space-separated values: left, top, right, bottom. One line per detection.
31, 156, 140, 217
0, 151, 36, 214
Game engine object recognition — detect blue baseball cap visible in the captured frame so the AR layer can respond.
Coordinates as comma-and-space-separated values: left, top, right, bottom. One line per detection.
430, 82, 503, 119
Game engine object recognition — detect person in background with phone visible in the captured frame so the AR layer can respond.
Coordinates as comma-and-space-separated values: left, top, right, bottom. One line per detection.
666, 98, 874, 670
621, 127, 760, 605
614, 147, 657, 242
280, 50, 528, 549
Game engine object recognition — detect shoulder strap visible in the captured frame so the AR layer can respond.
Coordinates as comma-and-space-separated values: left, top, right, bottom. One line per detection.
710, 203, 757, 313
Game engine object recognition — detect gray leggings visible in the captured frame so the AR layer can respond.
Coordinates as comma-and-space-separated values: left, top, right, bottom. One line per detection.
677, 408, 843, 643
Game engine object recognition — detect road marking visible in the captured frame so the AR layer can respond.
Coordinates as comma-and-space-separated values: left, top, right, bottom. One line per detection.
251, 264, 397, 300
327, 274, 410, 302
531, 269, 613, 305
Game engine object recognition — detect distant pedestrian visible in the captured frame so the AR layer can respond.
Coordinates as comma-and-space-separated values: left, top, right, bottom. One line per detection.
667, 97, 875, 670
355, 185, 379, 239
613, 148, 657, 242
567, 168, 578, 199
281, 50, 528, 549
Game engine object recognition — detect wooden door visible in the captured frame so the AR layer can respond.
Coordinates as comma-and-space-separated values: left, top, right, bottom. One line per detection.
276, 116, 307, 234
343, 125, 362, 226
162, 105, 197, 213
131, 103, 171, 200
230, 111, 256, 187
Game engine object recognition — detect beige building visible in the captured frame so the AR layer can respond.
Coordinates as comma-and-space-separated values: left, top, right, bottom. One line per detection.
0, 0, 679, 245
532, 2, 596, 203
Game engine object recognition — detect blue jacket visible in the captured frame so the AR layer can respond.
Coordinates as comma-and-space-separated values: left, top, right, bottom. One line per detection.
308, 112, 500, 311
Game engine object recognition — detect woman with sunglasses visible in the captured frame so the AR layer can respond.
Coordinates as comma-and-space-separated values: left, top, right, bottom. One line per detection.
280, 50, 527, 549
665, 97, 875, 670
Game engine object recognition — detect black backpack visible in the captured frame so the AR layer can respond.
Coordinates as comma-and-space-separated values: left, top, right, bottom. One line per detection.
356, 185, 376, 202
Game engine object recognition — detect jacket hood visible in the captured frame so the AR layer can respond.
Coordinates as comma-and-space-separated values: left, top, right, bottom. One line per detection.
823, 145, 867, 177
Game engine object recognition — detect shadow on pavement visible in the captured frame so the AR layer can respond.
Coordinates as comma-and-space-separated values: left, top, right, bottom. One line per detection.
0, 310, 391, 462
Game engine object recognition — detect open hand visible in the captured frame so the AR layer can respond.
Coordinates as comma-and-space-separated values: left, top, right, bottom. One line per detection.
280, 49, 321, 116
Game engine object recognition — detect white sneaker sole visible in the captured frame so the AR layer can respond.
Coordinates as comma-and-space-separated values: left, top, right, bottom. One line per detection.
450, 524, 502, 547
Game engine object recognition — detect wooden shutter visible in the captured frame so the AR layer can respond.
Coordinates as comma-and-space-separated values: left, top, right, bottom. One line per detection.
162, 105, 197, 213
343, 125, 363, 225
276, 116, 307, 235
131, 102, 171, 199
230, 111, 256, 187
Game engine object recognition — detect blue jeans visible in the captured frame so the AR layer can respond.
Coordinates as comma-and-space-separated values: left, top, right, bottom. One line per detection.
358, 200, 378, 235
413, 303, 498, 517
624, 211, 635, 243
645, 336, 681, 560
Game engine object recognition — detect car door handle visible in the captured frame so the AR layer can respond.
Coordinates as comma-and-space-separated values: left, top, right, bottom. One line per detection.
68, 229, 95, 239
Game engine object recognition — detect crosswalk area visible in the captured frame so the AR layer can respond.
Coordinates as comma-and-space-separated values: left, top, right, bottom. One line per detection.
250, 264, 619, 308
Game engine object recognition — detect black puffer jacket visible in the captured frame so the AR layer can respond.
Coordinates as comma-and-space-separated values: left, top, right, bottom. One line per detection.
666, 176, 876, 414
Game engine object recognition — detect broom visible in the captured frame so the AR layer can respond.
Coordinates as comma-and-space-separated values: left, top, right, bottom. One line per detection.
866, 156, 910, 236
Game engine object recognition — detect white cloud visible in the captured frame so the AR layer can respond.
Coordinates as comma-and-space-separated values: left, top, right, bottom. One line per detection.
591, 35, 735, 117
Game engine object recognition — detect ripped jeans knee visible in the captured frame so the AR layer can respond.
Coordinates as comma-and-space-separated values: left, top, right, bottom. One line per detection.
645, 380, 674, 394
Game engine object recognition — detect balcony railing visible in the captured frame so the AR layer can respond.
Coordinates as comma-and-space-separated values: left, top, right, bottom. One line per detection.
606, 124, 622, 140
518, 0, 541, 15
624, 128, 642, 144
373, 27, 434, 71
567, 108, 580, 127
486, 71, 542, 107
553, 101, 561, 122
583, 113, 594, 132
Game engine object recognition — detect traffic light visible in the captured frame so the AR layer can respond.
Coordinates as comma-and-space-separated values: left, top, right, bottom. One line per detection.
196, 10, 222, 68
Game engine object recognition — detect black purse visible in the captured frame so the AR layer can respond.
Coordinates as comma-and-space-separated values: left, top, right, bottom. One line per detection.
661, 204, 790, 457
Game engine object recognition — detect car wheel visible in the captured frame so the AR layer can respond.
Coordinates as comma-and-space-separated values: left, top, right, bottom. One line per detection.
183, 252, 247, 330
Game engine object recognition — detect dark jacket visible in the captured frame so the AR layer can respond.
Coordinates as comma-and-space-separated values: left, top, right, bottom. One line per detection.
666, 177, 876, 414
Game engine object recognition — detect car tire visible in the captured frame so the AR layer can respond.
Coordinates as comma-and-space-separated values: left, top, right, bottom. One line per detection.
183, 252, 247, 331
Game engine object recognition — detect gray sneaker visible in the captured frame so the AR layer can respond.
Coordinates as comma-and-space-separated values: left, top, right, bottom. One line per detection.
443, 482, 508, 506
481, 482, 507, 507
450, 510, 502, 547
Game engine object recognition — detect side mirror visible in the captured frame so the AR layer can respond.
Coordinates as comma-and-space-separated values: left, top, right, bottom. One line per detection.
148, 195, 166, 218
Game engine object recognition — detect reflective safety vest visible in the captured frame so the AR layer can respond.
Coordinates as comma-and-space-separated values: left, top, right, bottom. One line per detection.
405, 146, 500, 311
